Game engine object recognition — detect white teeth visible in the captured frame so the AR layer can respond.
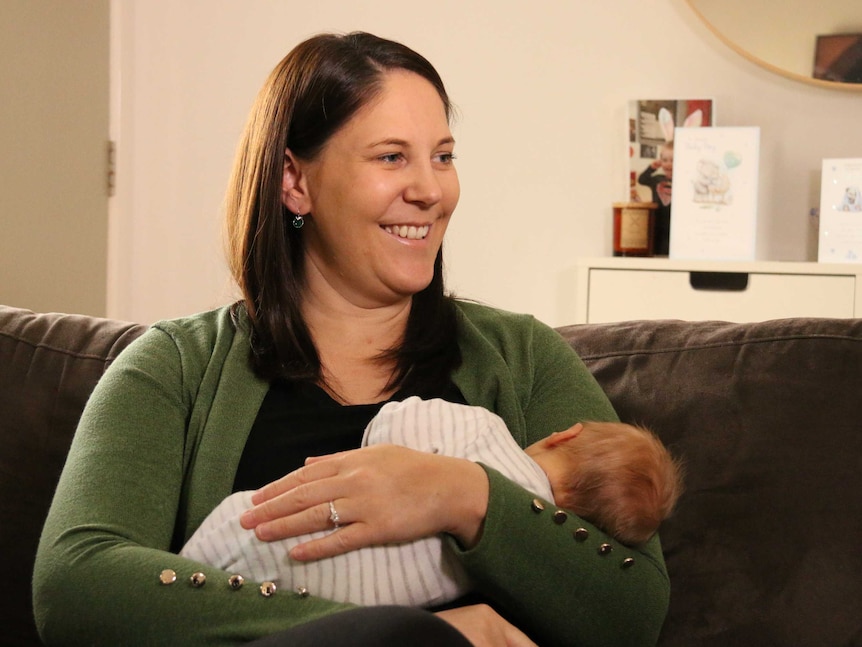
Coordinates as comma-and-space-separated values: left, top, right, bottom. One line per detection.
384, 225, 430, 240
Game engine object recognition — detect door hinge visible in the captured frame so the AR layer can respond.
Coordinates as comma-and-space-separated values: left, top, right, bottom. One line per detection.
107, 140, 116, 197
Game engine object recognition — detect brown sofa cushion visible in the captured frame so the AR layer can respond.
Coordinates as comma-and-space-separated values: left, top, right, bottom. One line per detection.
0, 306, 146, 646
558, 318, 862, 647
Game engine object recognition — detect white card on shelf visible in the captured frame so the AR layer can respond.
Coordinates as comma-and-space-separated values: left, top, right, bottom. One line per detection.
669, 126, 760, 261
818, 158, 862, 263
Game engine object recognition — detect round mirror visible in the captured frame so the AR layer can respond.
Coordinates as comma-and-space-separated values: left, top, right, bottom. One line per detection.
687, 0, 862, 91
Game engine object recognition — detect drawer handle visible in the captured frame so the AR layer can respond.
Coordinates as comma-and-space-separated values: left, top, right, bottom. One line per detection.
689, 271, 749, 291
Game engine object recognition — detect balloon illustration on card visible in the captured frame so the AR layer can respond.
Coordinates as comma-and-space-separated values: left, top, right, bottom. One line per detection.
723, 151, 742, 169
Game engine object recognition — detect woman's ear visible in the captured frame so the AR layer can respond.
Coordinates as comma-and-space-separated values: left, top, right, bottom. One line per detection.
282, 149, 311, 214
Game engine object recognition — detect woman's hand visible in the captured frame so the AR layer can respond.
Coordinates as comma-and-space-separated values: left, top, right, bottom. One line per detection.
239, 444, 489, 560
436, 605, 538, 647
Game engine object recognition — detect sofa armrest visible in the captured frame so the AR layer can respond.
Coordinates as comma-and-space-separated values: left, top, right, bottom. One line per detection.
0, 305, 146, 646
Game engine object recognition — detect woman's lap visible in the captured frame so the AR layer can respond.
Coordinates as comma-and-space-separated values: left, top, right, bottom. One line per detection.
245, 606, 473, 646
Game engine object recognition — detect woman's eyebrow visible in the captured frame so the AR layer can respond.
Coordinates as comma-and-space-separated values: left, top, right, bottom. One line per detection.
366, 136, 456, 149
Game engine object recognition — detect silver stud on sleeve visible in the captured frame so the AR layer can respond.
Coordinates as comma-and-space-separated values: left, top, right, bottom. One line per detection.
260, 581, 277, 597
228, 574, 245, 590
530, 498, 545, 513
622, 557, 635, 569
573, 527, 589, 542
296, 586, 310, 598
598, 543, 613, 555
190, 572, 207, 587
553, 510, 568, 524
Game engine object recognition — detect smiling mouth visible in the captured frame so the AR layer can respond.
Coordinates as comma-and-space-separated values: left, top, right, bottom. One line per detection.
382, 224, 430, 240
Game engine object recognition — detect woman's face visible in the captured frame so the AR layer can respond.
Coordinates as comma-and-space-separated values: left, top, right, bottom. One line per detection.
293, 70, 459, 309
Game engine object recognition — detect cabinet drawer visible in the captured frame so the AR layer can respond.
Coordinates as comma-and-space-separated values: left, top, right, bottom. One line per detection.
585, 268, 856, 323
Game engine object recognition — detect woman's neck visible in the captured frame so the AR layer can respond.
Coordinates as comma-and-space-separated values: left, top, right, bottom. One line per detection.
301, 282, 412, 405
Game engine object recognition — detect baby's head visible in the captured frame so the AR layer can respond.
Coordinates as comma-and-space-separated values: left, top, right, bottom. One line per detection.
526, 421, 683, 546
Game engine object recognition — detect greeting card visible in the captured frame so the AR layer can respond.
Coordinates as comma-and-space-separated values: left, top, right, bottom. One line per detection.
669, 126, 760, 261
819, 158, 862, 263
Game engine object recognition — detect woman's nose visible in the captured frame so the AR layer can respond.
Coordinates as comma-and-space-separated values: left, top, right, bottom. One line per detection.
404, 162, 443, 207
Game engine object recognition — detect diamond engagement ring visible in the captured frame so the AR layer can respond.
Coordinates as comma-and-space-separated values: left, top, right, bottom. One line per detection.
328, 500, 341, 528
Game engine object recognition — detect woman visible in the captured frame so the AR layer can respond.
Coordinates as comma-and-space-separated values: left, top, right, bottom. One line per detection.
33, 32, 670, 646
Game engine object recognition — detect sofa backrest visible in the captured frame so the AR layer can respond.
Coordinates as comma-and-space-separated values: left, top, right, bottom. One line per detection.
0, 305, 146, 646
559, 317, 862, 646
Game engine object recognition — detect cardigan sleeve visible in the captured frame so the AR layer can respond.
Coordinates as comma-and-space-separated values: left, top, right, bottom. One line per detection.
450, 303, 670, 646
452, 468, 669, 646
33, 318, 356, 647
520, 315, 620, 443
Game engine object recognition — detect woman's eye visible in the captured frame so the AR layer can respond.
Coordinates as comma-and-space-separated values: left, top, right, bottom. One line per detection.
379, 153, 402, 163
436, 152, 456, 164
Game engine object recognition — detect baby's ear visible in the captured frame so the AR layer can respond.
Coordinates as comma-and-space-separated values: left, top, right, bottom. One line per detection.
546, 423, 584, 447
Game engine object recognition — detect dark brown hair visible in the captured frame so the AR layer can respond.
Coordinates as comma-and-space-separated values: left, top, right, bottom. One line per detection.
225, 32, 460, 393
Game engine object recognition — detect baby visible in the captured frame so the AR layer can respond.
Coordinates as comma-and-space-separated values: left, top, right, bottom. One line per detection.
181, 397, 682, 607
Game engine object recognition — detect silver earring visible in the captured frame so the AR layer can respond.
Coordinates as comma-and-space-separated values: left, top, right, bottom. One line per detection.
292, 212, 305, 229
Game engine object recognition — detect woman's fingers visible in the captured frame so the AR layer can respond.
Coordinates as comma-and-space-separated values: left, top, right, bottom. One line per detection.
240, 476, 342, 532
239, 454, 353, 530
248, 499, 336, 541
287, 519, 370, 561
240, 445, 402, 532
249, 452, 344, 505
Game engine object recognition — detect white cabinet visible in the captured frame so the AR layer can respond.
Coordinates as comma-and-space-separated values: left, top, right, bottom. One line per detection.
575, 258, 862, 323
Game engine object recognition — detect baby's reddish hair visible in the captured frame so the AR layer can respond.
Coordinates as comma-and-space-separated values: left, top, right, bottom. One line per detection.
553, 421, 683, 546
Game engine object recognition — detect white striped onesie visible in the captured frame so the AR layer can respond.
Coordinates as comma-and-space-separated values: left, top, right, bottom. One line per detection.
179, 396, 553, 607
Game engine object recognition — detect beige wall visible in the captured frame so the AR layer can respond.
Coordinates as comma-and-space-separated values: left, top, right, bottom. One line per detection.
110, 1, 862, 326
1, 1, 109, 316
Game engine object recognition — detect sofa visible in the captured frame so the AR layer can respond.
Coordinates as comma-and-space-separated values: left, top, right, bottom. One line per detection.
2, 303, 860, 646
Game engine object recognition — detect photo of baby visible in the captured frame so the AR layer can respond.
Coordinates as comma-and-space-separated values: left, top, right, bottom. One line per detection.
628, 99, 713, 255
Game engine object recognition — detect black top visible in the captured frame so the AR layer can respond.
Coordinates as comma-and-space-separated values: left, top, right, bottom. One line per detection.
233, 380, 466, 491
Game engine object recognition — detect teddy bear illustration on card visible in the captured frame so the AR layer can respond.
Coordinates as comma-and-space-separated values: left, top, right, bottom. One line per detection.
692, 158, 731, 205
691, 150, 743, 206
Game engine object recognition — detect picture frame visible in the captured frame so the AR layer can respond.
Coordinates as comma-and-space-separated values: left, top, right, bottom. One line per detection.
813, 34, 862, 84
627, 99, 714, 256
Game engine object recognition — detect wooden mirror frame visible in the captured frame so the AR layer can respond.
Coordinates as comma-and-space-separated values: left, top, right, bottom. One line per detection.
686, 0, 862, 92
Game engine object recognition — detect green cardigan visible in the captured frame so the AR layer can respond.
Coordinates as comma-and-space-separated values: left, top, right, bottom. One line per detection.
34, 301, 669, 646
